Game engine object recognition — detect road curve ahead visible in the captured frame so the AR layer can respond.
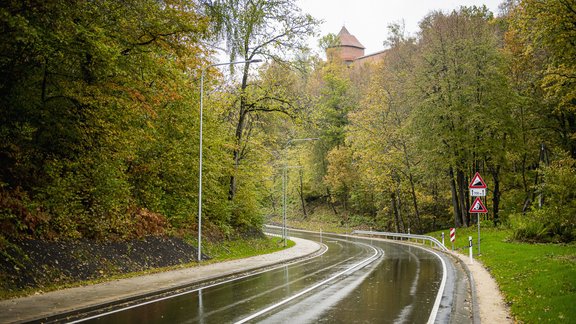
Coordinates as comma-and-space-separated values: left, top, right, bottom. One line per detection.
76, 229, 470, 323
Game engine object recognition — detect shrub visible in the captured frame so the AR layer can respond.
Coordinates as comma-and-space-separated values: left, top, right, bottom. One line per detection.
511, 151, 576, 243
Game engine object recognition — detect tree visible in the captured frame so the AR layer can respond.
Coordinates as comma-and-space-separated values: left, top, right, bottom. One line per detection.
413, 6, 514, 227
324, 146, 356, 213
203, 0, 319, 204
508, 0, 576, 158
500, 0, 576, 242
499, 0, 576, 216
0, 0, 211, 239
304, 58, 359, 215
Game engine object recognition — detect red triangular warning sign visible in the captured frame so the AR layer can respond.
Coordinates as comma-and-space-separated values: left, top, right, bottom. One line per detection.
469, 197, 488, 213
469, 172, 487, 189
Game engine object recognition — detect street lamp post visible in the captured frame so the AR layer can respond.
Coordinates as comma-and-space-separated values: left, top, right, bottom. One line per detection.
198, 58, 261, 262
282, 138, 319, 247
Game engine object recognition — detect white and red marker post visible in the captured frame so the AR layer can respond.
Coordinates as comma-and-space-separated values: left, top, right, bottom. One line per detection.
449, 227, 455, 251
468, 236, 474, 264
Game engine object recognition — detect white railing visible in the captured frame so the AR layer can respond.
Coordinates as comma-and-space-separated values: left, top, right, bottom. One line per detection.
352, 230, 449, 252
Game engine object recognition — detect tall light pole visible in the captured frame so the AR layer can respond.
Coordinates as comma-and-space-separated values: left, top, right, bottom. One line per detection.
282, 138, 319, 247
198, 58, 261, 262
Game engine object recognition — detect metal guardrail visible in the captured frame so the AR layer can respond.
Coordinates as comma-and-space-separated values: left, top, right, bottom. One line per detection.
352, 230, 449, 252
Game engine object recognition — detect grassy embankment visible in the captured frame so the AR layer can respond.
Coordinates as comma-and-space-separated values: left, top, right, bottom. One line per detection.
427, 226, 575, 323
201, 236, 295, 262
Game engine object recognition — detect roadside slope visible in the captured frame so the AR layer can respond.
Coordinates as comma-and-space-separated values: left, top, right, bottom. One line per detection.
0, 237, 321, 323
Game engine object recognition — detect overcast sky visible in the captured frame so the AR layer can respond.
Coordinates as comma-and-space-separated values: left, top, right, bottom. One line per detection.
297, 0, 504, 56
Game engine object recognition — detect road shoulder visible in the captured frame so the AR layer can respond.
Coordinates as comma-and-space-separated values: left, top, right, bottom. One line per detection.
451, 252, 513, 323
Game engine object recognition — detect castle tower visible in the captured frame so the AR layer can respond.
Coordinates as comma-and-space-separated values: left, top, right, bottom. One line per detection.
327, 26, 365, 63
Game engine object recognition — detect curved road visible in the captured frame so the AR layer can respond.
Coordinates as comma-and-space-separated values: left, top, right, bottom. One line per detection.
75, 229, 471, 323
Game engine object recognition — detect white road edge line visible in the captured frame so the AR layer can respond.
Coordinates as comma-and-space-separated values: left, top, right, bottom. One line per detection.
426, 249, 448, 324
234, 242, 380, 324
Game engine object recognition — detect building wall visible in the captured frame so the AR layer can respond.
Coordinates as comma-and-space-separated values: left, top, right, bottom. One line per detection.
327, 46, 365, 63
355, 50, 387, 65
326, 28, 386, 65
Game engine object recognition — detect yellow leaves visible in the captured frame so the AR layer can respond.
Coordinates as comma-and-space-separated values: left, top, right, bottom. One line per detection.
324, 146, 355, 194
127, 88, 146, 103
509, 0, 576, 113
542, 64, 576, 113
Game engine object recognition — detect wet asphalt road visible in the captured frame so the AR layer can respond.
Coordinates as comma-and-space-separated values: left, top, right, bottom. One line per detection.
79, 229, 462, 324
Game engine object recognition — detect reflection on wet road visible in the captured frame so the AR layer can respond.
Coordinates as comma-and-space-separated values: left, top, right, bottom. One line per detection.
82, 229, 445, 323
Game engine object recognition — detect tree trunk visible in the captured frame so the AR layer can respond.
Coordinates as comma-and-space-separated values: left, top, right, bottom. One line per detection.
449, 167, 462, 227
537, 143, 549, 208
228, 64, 251, 201
457, 169, 469, 227
402, 142, 422, 232
298, 169, 308, 219
326, 187, 338, 215
391, 191, 405, 233
229, 105, 245, 201
432, 184, 439, 231
488, 164, 501, 226
408, 173, 421, 232
270, 193, 277, 215
397, 188, 406, 233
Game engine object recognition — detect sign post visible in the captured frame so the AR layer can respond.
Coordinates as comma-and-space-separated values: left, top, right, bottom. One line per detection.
449, 228, 455, 251
469, 172, 487, 255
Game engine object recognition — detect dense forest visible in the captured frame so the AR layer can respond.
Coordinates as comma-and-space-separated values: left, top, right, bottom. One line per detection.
0, 0, 574, 245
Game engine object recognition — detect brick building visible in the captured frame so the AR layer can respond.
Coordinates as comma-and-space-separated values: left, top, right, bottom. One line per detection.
327, 26, 387, 65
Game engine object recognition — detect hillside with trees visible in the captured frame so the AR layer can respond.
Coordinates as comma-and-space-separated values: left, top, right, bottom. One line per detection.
1, 0, 574, 252
274, 1, 575, 243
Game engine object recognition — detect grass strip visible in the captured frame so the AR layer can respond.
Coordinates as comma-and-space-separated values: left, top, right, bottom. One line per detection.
201, 236, 295, 262
428, 226, 576, 323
